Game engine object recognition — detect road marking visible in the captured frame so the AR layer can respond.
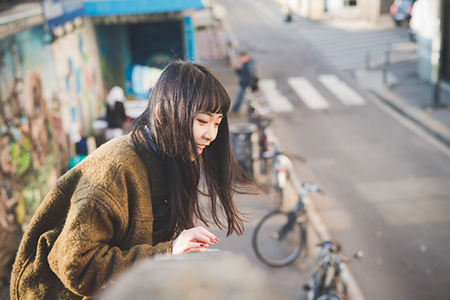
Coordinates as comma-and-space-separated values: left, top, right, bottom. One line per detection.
287, 77, 330, 110
259, 79, 294, 112
319, 74, 366, 106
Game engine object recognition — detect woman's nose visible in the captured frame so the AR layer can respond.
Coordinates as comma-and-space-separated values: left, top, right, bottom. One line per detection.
203, 126, 216, 141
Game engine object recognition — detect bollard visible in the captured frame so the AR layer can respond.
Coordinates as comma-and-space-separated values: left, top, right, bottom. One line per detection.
382, 42, 391, 86
230, 123, 257, 178
365, 49, 371, 70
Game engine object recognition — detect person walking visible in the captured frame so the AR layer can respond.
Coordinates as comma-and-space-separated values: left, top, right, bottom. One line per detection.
230, 52, 255, 115
105, 86, 128, 141
10, 60, 262, 300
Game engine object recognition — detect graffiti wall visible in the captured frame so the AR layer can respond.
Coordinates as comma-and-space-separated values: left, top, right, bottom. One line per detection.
52, 18, 104, 140
0, 19, 104, 279
0, 26, 63, 279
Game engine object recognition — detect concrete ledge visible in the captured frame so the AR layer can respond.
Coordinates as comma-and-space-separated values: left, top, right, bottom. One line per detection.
372, 88, 450, 147
96, 251, 287, 300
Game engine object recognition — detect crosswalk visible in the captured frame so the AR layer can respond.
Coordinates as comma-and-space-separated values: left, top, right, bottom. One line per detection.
295, 26, 417, 71
259, 79, 294, 112
318, 74, 366, 106
287, 77, 330, 110
262, 74, 366, 111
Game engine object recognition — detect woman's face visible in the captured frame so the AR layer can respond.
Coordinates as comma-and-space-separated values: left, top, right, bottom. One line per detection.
192, 112, 223, 158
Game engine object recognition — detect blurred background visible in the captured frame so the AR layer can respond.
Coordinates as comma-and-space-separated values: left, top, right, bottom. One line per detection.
0, 0, 449, 299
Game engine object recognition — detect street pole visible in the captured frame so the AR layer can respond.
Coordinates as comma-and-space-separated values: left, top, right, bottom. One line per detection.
432, 0, 446, 107
365, 48, 371, 70
383, 42, 391, 86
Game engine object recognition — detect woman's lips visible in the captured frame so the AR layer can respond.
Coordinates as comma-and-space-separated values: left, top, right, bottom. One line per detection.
196, 145, 206, 155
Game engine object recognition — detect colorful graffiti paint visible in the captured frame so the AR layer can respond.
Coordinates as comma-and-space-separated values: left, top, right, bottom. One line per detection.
51, 18, 104, 140
0, 20, 104, 281
0, 25, 66, 280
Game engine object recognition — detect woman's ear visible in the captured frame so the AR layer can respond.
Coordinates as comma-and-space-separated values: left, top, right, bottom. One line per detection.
156, 101, 162, 124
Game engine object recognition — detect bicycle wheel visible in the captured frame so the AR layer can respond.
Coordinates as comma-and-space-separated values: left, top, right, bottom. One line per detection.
252, 210, 306, 267
316, 294, 344, 300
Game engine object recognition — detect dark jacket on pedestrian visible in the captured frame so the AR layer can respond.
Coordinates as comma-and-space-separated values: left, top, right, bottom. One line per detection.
236, 59, 255, 87
107, 101, 127, 128
10, 132, 173, 300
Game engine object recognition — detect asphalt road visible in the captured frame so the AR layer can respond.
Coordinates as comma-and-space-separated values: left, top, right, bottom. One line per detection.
219, 0, 450, 299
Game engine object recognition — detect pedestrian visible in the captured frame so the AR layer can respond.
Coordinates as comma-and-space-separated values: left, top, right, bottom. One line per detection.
282, 1, 292, 22
230, 52, 256, 114
105, 86, 128, 141
10, 60, 261, 300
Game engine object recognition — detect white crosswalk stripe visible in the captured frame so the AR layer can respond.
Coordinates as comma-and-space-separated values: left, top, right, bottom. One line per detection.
318, 74, 366, 106
297, 26, 416, 71
287, 77, 330, 110
259, 79, 294, 112
261, 75, 366, 111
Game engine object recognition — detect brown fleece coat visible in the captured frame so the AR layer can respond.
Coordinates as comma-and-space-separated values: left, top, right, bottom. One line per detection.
10, 134, 173, 299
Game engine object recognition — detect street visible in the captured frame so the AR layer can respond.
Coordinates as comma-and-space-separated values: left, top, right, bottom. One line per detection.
218, 0, 450, 299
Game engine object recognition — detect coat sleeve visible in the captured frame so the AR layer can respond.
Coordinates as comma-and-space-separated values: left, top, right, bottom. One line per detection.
47, 187, 172, 297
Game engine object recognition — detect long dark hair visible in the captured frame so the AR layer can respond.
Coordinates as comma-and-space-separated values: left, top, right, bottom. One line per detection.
129, 60, 259, 243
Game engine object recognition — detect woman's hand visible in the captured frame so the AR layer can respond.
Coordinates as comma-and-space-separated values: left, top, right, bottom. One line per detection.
172, 226, 219, 255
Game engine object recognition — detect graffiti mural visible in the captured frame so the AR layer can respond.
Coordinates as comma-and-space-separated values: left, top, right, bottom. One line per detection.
0, 26, 66, 280
52, 18, 104, 141
0, 20, 104, 281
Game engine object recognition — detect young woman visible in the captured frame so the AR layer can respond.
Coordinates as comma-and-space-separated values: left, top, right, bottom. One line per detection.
10, 60, 259, 299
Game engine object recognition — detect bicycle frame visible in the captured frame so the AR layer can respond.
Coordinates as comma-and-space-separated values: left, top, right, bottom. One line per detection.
306, 242, 361, 300
272, 183, 318, 244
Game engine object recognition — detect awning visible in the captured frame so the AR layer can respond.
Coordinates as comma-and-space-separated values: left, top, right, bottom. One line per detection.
84, 0, 204, 17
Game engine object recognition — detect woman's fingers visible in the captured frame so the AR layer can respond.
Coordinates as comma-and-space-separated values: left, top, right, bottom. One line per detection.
192, 232, 216, 245
185, 242, 210, 253
195, 226, 220, 243
172, 226, 219, 255
185, 227, 219, 245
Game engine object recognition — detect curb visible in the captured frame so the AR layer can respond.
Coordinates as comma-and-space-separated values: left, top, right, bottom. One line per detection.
372, 88, 450, 148
288, 169, 367, 300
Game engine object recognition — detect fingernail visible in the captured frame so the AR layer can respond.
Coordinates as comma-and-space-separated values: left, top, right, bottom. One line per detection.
215, 238, 219, 242
200, 244, 205, 247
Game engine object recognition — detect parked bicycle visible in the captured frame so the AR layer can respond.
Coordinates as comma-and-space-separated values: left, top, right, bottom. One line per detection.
246, 92, 293, 209
303, 242, 363, 300
252, 182, 324, 267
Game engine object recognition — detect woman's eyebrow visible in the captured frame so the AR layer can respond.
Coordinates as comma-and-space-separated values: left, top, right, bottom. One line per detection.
201, 112, 223, 118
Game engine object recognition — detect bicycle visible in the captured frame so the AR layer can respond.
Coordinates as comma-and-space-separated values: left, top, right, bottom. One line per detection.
245, 92, 293, 209
303, 242, 363, 300
252, 182, 324, 267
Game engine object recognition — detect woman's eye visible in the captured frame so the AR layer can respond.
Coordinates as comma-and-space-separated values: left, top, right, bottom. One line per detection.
198, 119, 207, 124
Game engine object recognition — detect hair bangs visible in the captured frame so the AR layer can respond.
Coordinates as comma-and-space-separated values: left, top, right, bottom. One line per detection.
197, 78, 230, 115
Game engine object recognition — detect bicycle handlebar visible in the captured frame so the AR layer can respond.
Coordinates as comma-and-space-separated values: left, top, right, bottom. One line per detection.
316, 241, 364, 264
295, 182, 325, 194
